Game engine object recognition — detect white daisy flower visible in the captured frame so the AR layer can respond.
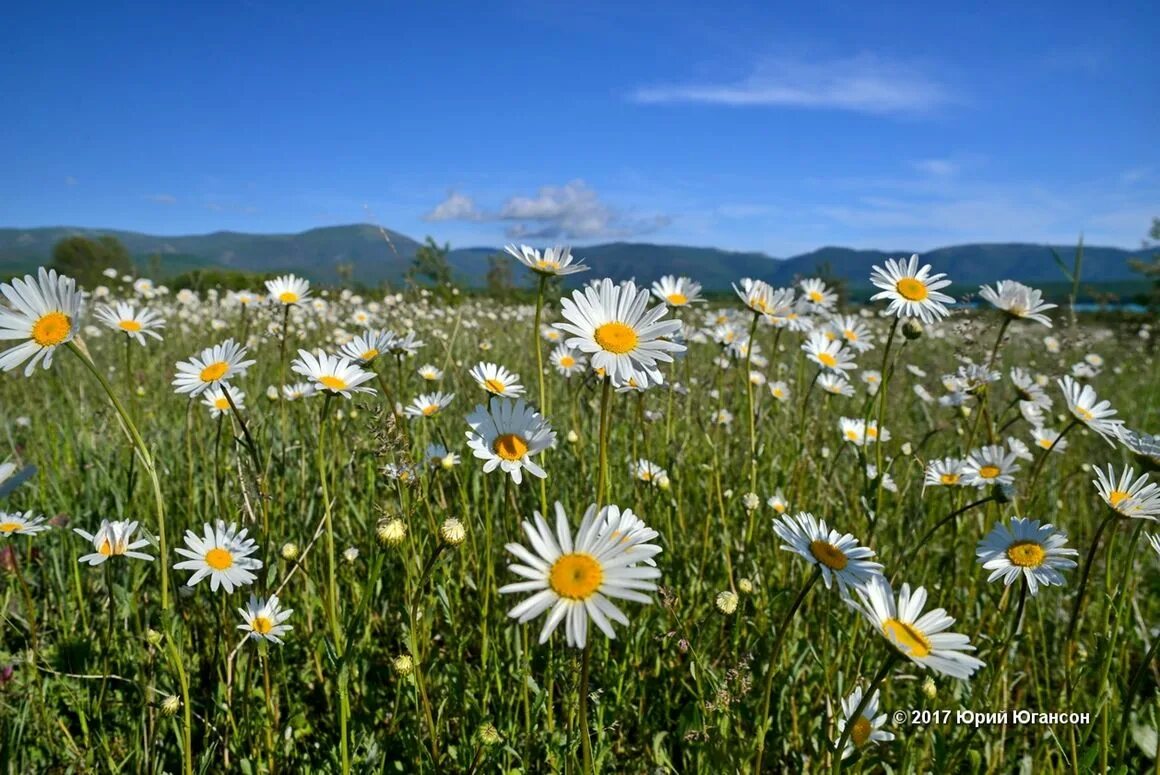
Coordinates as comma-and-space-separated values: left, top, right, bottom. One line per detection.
772, 512, 883, 593
291, 349, 376, 398
339, 329, 393, 364
498, 502, 662, 648
1092, 465, 1160, 521
465, 397, 555, 485
1030, 427, 1069, 454
962, 445, 1020, 488
869, 254, 954, 324
1007, 436, 1034, 463
265, 274, 311, 305
1059, 376, 1124, 445
417, 363, 443, 381
74, 519, 154, 565
173, 521, 263, 593
201, 385, 246, 418
172, 339, 255, 397
425, 443, 461, 469
979, 280, 1056, 327
0, 511, 51, 537
630, 459, 667, 485
237, 594, 294, 644
404, 391, 455, 419
975, 517, 1077, 595
818, 373, 855, 397
847, 577, 985, 679
387, 331, 425, 357
94, 302, 165, 346
469, 362, 525, 397
838, 686, 895, 759
768, 380, 790, 401
504, 244, 588, 277
0, 267, 85, 376
767, 490, 789, 514
550, 344, 586, 377
282, 381, 317, 401
651, 275, 703, 307
598, 504, 661, 567
828, 315, 875, 352
803, 331, 857, 374
799, 278, 837, 311
924, 458, 966, 487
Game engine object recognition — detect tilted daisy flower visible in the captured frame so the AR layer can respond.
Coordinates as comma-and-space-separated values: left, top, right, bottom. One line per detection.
470, 362, 525, 397
768, 380, 790, 401
94, 302, 165, 346
388, 330, 425, 357
237, 594, 294, 644
767, 490, 789, 514
1092, 464, 1160, 521
869, 254, 954, 324
550, 344, 586, 377
1030, 427, 1068, 454
173, 521, 263, 593
1149, 532, 1160, 560
74, 519, 154, 565
799, 278, 837, 310
651, 275, 703, 307
404, 391, 455, 419
772, 511, 883, 593
598, 504, 661, 567
417, 363, 443, 381
282, 381, 317, 401
924, 458, 966, 488
291, 349, 376, 398
0, 267, 85, 376
847, 577, 984, 679
1059, 376, 1124, 445
265, 274, 311, 305
975, 517, 1077, 595
425, 443, 461, 469
1007, 436, 1034, 463
498, 502, 662, 648
557, 278, 685, 387
1119, 427, 1160, 472
465, 397, 555, 484
0, 511, 51, 537
732, 278, 780, 316
339, 328, 393, 364
202, 385, 246, 418
803, 331, 857, 374
979, 280, 1056, 327
962, 445, 1020, 488
630, 459, 667, 485
504, 244, 588, 277
828, 314, 875, 352
838, 686, 895, 760
818, 373, 855, 397
173, 339, 255, 397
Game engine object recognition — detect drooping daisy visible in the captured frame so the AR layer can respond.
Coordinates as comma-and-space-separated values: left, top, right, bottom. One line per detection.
803, 331, 857, 374
767, 490, 789, 514
0, 267, 85, 375
465, 397, 555, 484
282, 381, 317, 401
94, 302, 165, 346
470, 362, 525, 397
201, 385, 246, 418
498, 501, 662, 648
651, 275, 703, 307
869, 254, 954, 324
387, 331, 425, 357
924, 458, 966, 488
237, 594, 294, 644
556, 278, 685, 387
1092, 465, 1160, 521
961, 445, 1018, 488
598, 504, 661, 566
1030, 427, 1069, 454
818, 373, 855, 397
265, 274, 311, 306
339, 329, 393, 364
1059, 376, 1124, 445
417, 364, 443, 381
975, 517, 1077, 595
550, 344, 586, 377
837, 686, 895, 759
979, 280, 1056, 327
631, 459, 667, 485
772, 512, 883, 593
504, 244, 589, 277
404, 391, 455, 419
291, 349, 376, 398
173, 339, 256, 397
847, 577, 984, 679
1119, 427, 1160, 472
74, 519, 154, 565
799, 278, 837, 311
173, 521, 263, 593
0, 511, 51, 537
1007, 436, 1034, 463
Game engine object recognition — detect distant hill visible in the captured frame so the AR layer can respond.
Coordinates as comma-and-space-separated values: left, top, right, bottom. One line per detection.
0, 224, 1145, 291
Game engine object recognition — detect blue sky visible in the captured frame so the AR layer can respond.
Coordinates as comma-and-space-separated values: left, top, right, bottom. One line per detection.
2, 1, 1157, 256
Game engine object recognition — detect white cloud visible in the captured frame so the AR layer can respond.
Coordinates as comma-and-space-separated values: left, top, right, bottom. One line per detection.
146, 193, 177, 205
423, 191, 481, 221
630, 54, 953, 115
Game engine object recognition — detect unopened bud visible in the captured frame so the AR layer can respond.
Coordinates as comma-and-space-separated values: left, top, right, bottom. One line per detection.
377, 518, 407, 547
440, 518, 466, 546
715, 590, 739, 615
902, 319, 924, 340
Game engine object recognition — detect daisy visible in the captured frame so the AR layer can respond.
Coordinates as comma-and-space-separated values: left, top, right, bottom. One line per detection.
767, 491, 789, 514
848, 577, 984, 679
1149, 533, 1160, 560
425, 443, 461, 469
651, 275, 703, 307
387, 331, 425, 357
818, 373, 855, 397
1007, 436, 1034, 463
1011, 367, 1052, 410
0, 267, 85, 375
803, 331, 857, 374
1059, 376, 1124, 445
173, 339, 255, 397
975, 517, 1077, 595
74, 519, 154, 565
0, 511, 51, 537
291, 349, 376, 398
282, 381, 317, 401
1092, 465, 1160, 521
417, 364, 443, 381
828, 315, 875, 352
556, 278, 684, 387
799, 277, 837, 311
237, 594, 294, 644
1030, 427, 1069, 454
768, 381, 790, 402
202, 386, 246, 418
924, 458, 966, 487
498, 501, 662, 648
404, 391, 455, 419
94, 302, 165, 346
339, 329, 393, 364
1119, 427, 1160, 471
732, 278, 778, 315
869, 254, 954, 324
465, 397, 555, 484
598, 504, 661, 566
979, 280, 1056, 327
550, 344, 586, 377
772, 512, 883, 593
838, 686, 895, 759
962, 445, 1020, 488
631, 459, 667, 485
470, 362, 525, 397
504, 244, 588, 277
265, 274, 311, 305
173, 521, 263, 593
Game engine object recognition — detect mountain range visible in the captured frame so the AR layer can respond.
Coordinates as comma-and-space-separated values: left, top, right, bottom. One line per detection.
0, 224, 1146, 292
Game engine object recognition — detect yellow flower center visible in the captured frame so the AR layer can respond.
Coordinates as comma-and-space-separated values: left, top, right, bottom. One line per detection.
483, 378, 507, 394
666, 292, 688, 306
808, 290, 824, 302
559, 355, 575, 368
882, 618, 932, 658
844, 329, 858, 342
1037, 438, 1054, 448
818, 352, 838, 368
31, 311, 72, 346
493, 433, 528, 461
279, 291, 299, 303
361, 348, 379, 361
536, 259, 561, 271
320, 375, 348, 391
809, 540, 848, 570
548, 552, 603, 600
1006, 540, 1046, 568
845, 429, 860, 441
119, 320, 142, 332
978, 465, 1001, 479
896, 277, 929, 301
1075, 407, 1094, 421
205, 547, 234, 571
0, 521, 21, 533
422, 404, 439, 416
1108, 490, 1130, 508
252, 615, 274, 634
866, 427, 878, 439
214, 398, 231, 410
200, 361, 229, 382
99, 538, 114, 556
851, 716, 872, 747
594, 322, 638, 354
940, 473, 960, 485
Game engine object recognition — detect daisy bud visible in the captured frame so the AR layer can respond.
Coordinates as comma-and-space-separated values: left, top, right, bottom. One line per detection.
723, 489, 734, 500
161, 695, 181, 716
715, 590, 739, 615
145, 629, 164, 647
901, 442, 913, 456
392, 654, 414, 675
476, 723, 502, 746
135, 386, 145, 397
281, 542, 299, 561
921, 676, 937, 699
567, 430, 580, 444
742, 492, 760, 511
266, 385, 279, 400
737, 578, 754, 594
439, 518, 467, 546
902, 319, 924, 340
656, 474, 671, 491
343, 547, 360, 563
377, 518, 407, 547
440, 454, 456, 471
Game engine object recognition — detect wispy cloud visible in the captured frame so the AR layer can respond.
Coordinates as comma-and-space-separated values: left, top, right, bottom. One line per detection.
146, 193, 177, 205
911, 159, 959, 177
629, 54, 954, 115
